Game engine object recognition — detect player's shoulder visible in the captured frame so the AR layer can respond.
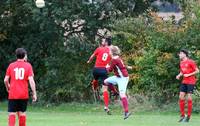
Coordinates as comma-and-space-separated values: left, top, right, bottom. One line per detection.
9, 61, 16, 66
96, 46, 105, 51
96, 46, 103, 49
102, 46, 110, 52
112, 56, 120, 62
8, 61, 18, 67
95, 46, 101, 51
116, 56, 122, 60
18, 61, 32, 67
24, 62, 32, 67
187, 59, 196, 63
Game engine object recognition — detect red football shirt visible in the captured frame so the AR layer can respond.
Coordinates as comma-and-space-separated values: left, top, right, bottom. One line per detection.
107, 56, 129, 77
180, 59, 197, 85
6, 60, 34, 99
93, 46, 111, 68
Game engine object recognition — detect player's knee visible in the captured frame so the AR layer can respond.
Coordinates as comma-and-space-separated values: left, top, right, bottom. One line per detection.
19, 111, 26, 115
9, 112, 16, 116
179, 92, 185, 99
119, 92, 126, 98
103, 79, 108, 85
102, 85, 108, 92
187, 94, 192, 100
179, 95, 185, 100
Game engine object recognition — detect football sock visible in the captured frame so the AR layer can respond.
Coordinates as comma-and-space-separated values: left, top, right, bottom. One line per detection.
121, 97, 129, 113
92, 80, 98, 90
179, 99, 185, 117
108, 85, 118, 95
19, 115, 26, 126
103, 91, 109, 108
9, 114, 16, 126
188, 99, 192, 118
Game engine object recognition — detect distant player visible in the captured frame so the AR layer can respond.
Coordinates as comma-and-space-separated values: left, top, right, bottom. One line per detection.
104, 46, 132, 119
4, 48, 37, 126
87, 37, 116, 114
176, 49, 199, 122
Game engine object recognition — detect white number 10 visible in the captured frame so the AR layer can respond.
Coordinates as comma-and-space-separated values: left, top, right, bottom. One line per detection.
14, 68, 25, 80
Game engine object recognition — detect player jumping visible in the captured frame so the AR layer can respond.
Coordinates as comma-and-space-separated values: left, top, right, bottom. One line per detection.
87, 37, 118, 114
104, 46, 132, 120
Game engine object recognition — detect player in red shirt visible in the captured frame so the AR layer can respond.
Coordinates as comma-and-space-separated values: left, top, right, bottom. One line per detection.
104, 46, 132, 119
176, 49, 199, 122
4, 48, 37, 126
87, 37, 117, 114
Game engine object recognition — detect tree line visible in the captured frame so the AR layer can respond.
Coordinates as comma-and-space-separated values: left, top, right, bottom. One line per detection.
0, 0, 200, 104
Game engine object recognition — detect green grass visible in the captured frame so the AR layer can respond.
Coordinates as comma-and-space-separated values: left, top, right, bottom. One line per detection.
0, 102, 200, 126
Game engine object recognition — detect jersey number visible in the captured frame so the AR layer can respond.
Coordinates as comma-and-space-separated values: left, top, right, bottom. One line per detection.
102, 53, 108, 61
14, 68, 25, 80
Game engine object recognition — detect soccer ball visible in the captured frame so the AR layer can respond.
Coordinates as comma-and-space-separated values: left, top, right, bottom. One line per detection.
35, 0, 45, 8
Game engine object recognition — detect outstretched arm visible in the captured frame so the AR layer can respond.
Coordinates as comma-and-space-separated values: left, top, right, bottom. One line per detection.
87, 54, 95, 64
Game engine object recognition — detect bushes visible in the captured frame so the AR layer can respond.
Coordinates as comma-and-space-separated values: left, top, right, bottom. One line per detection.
111, 8, 200, 104
1, 0, 200, 105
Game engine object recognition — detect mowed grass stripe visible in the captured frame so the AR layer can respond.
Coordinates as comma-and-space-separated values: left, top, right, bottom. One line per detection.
0, 111, 200, 126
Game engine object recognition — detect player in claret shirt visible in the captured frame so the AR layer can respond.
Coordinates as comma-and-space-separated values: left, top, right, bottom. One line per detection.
4, 48, 37, 126
176, 49, 199, 122
104, 46, 132, 120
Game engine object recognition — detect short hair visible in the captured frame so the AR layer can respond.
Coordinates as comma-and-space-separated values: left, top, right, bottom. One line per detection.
15, 48, 27, 59
111, 46, 121, 56
105, 37, 112, 46
180, 49, 189, 57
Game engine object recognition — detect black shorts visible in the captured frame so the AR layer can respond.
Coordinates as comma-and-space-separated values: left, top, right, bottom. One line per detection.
180, 84, 195, 94
8, 99, 28, 112
93, 67, 108, 85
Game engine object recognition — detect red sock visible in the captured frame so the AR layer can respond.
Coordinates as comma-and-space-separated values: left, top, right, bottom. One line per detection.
179, 99, 185, 117
103, 91, 109, 108
92, 80, 98, 90
188, 99, 192, 118
9, 115, 16, 126
121, 97, 129, 113
19, 115, 26, 126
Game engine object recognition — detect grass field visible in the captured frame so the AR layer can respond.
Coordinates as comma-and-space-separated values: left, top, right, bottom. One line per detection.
0, 102, 200, 126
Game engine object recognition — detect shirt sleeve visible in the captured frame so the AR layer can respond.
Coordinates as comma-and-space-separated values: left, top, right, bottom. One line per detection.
6, 65, 11, 77
190, 60, 198, 71
179, 64, 183, 73
28, 65, 34, 77
93, 48, 99, 56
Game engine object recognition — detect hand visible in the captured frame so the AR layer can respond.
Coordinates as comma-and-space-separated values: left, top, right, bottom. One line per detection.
183, 74, 190, 77
126, 66, 133, 70
176, 75, 180, 80
32, 93, 37, 102
87, 60, 90, 64
106, 64, 110, 68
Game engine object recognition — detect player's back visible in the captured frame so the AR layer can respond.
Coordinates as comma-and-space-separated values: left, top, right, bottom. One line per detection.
7, 60, 33, 99
94, 46, 111, 68
112, 57, 128, 77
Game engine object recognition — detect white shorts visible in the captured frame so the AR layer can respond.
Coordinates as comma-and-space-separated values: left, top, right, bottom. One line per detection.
104, 76, 129, 94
